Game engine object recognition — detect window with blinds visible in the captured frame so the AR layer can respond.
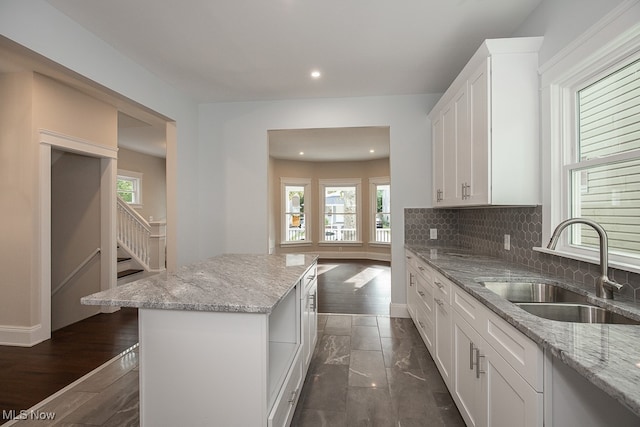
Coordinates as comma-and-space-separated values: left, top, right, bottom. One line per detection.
569, 56, 640, 257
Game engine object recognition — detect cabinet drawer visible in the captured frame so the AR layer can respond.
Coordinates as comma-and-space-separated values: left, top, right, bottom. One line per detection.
414, 260, 431, 282
483, 309, 543, 392
303, 263, 317, 290
268, 348, 303, 427
432, 272, 452, 305
453, 286, 485, 328
415, 275, 435, 318
414, 303, 435, 352
405, 250, 418, 270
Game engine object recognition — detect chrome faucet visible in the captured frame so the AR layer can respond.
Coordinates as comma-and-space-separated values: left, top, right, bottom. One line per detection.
547, 218, 623, 299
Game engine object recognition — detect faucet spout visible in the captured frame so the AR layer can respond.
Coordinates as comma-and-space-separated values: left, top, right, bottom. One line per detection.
547, 218, 622, 299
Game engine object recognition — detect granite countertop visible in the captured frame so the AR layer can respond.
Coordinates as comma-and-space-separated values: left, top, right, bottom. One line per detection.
405, 244, 640, 418
81, 253, 318, 313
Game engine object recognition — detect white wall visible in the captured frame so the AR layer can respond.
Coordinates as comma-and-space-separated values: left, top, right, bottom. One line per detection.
199, 94, 439, 310
513, 0, 628, 65
0, 0, 204, 268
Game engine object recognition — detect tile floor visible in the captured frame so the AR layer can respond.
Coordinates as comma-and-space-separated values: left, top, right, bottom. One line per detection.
7, 315, 465, 426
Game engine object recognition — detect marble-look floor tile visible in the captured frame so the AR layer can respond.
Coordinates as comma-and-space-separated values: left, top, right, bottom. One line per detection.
346, 387, 396, 427
9, 392, 96, 427
324, 315, 352, 336
59, 371, 139, 425
433, 391, 466, 426
291, 408, 347, 427
300, 364, 349, 412
351, 325, 381, 351
386, 367, 445, 425
352, 316, 378, 326
312, 335, 351, 365
348, 350, 388, 388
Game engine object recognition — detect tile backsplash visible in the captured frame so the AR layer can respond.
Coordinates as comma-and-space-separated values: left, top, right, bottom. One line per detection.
405, 206, 640, 299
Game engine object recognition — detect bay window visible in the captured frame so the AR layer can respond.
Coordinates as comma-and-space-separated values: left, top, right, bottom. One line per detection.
281, 178, 311, 244
370, 177, 391, 244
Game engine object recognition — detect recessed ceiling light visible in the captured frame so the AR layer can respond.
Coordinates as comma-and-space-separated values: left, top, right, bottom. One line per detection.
310, 70, 321, 79
370, 149, 375, 153
299, 151, 304, 155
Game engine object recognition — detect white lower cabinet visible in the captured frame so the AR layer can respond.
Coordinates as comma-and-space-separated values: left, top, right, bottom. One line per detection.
453, 312, 542, 427
405, 252, 543, 427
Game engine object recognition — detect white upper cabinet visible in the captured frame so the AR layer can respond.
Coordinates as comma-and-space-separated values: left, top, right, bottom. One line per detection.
429, 37, 543, 207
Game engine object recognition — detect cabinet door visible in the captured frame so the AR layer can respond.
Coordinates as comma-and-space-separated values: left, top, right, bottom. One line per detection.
434, 298, 453, 388
453, 84, 469, 203
466, 58, 490, 205
432, 114, 445, 205
441, 102, 458, 206
453, 312, 484, 427
482, 342, 542, 427
304, 280, 318, 370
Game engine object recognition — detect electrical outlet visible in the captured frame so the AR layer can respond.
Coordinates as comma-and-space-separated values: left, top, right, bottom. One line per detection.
430, 228, 437, 240
504, 234, 511, 251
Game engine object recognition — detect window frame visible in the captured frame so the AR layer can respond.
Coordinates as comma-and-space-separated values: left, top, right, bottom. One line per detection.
538, 6, 640, 274
280, 177, 312, 246
117, 169, 143, 209
369, 177, 391, 245
318, 178, 362, 245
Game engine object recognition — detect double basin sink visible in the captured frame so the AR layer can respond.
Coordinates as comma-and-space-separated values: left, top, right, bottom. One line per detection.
480, 281, 640, 325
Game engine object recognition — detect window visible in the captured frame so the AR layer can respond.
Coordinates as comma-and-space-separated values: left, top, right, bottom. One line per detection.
370, 177, 391, 244
568, 57, 640, 258
320, 179, 361, 243
117, 170, 143, 208
540, 10, 640, 272
281, 178, 311, 244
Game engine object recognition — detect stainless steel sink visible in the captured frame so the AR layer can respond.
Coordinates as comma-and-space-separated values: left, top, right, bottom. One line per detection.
481, 281, 588, 303
516, 303, 640, 325
481, 280, 640, 324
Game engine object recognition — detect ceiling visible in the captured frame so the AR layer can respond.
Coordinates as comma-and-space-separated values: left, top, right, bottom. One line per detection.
3, 1, 543, 160
46, 0, 542, 103
269, 127, 390, 162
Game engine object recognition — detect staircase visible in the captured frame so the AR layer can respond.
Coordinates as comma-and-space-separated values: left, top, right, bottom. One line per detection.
117, 196, 166, 285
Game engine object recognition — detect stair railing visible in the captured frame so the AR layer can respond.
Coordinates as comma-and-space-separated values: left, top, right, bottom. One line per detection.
52, 248, 101, 296
116, 196, 166, 272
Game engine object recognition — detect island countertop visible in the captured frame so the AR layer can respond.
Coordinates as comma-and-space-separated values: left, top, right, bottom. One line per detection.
81, 253, 318, 313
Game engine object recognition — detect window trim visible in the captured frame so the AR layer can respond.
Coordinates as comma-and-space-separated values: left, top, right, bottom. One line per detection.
280, 177, 311, 246
369, 177, 390, 245
319, 178, 362, 244
537, 3, 640, 274
117, 169, 143, 209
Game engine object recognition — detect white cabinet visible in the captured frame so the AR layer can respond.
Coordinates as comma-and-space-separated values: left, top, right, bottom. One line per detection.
453, 311, 542, 427
301, 263, 318, 373
404, 250, 543, 427
429, 37, 543, 207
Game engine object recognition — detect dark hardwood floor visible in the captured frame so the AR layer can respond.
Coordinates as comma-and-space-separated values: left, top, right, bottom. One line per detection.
0, 308, 138, 425
317, 259, 391, 315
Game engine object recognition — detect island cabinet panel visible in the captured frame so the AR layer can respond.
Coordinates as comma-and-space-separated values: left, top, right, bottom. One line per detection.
139, 309, 270, 426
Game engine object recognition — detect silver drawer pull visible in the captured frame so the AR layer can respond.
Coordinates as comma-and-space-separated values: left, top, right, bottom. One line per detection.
288, 389, 298, 404
418, 290, 425, 297
434, 281, 444, 289
435, 298, 444, 306
418, 320, 425, 329
475, 350, 485, 379
469, 342, 475, 370
418, 266, 425, 271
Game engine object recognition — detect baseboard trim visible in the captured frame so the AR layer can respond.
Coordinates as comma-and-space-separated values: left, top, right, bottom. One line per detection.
389, 303, 409, 318
0, 323, 47, 347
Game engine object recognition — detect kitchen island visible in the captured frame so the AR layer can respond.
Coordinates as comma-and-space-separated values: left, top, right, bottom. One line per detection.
82, 253, 318, 427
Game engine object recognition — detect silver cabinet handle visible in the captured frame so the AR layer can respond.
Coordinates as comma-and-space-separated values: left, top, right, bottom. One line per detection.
471, 344, 485, 379
418, 320, 425, 329
418, 290, 425, 297
409, 273, 414, 287
418, 266, 425, 271
469, 342, 475, 370
436, 189, 443, 202
434, 281, 444, 289
309, 292, 317, 311
288, 389, 298, 404
435, 298, 444, 306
